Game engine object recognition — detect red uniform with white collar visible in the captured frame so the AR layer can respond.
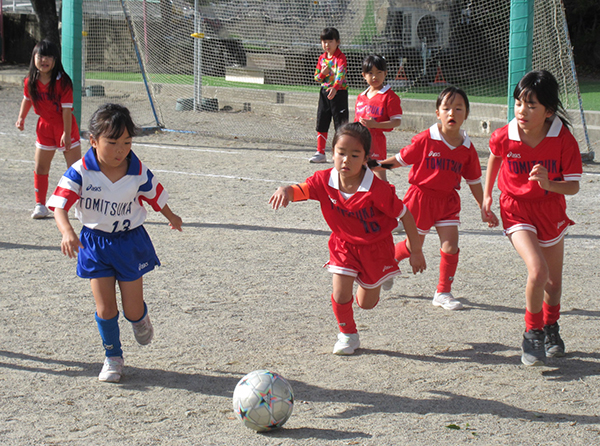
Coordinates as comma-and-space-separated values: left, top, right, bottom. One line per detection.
23, 75, 80, 151
489, 117, 582, 246
300, 167, 407, 288
396, 123, 482, 234
354, 85, 402, 160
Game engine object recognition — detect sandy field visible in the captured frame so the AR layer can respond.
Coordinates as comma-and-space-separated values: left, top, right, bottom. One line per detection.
1, 82, 600, 445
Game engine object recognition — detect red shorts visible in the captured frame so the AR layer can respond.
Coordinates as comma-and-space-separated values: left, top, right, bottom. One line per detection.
403, 185, 461, 235
326, 233, 399, 289
36, 116, 81, 151
369, 133, 387, 161
500, 194, 573, 247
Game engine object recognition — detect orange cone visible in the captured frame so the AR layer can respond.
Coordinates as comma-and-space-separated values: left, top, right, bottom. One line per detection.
395, 60, 408, 81
433, 62, 447, 85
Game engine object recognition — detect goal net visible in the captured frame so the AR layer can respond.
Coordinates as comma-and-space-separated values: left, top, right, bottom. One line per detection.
80, 0, 592, 156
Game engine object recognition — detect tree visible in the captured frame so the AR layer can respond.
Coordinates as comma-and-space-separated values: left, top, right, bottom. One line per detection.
30, 0, 60, 44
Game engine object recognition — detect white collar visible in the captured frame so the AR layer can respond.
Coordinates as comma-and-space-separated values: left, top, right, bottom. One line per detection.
361, 84, 392, 96
329, 166, 374, 192
429, 123, 470, 149
508, 115, 563, 141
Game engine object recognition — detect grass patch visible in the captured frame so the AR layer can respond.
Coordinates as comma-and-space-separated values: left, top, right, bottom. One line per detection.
85, 71, 600, 111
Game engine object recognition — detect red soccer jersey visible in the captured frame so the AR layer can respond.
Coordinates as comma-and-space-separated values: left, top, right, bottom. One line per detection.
489, 117, 582, 200
354, 85, 402, 158
304, 167, 406, 245
397, 124, 482, 193
314, 48, 348, 91
23, 73, 74, 123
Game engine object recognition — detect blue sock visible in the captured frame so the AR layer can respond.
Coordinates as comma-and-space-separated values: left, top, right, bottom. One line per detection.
95, 312, 123, 358
125, 302, 148, 324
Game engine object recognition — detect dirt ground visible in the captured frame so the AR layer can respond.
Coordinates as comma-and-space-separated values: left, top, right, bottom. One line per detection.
1, 82, 600, 445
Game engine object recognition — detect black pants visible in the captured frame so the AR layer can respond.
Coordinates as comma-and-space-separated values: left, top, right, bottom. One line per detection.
316, 88, 349, 133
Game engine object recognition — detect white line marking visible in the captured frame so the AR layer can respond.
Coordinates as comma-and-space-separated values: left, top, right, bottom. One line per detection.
133, 143, 240, 155
153, 169, 296, 184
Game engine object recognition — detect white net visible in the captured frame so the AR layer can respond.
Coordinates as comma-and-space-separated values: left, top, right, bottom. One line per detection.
79, 0, 591, 155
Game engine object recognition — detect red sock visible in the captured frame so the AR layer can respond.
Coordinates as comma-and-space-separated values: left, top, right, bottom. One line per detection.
525, 309, 544, 332
394, 239, 410, 262
331, 294, 356, 334
437, 249, 459, 293
317, 132, 328, 154
34, 172, 49, 205
543, 302, 560, 326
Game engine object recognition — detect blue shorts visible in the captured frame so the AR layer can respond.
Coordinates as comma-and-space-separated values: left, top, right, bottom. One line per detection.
77, 225, 160, 281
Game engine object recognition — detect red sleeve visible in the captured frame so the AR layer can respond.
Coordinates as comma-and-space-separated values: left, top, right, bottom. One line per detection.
462, 146, 483, 182
399, 131, 427, 166
488, 127, 506, 158
383, 92, 402, 132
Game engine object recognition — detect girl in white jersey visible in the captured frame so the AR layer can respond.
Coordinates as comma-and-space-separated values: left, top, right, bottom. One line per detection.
48, 103, 183, 382
481, 71, 582, 366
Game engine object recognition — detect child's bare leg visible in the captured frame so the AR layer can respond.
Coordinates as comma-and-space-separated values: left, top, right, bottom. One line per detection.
541, 240, 564, 307
437, 225, 459, 255
355, 285, 382, 309
91, 276, 119, 319
34, 148, 55, 175
332, 273, 354, 304
509, 231, 548, 315
119, 277, 145, 321
63, 146, 82, 167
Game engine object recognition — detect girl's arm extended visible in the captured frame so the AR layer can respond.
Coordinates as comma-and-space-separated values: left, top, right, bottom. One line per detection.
269, 183, 310, 209
469, 182, 498, 227
54, 208, 83, 259
160, 204, 183, 231
359, 117, 401, 130
16, 98, 32, 130
399, 210, 426, 274
481, 154, 502, 225
61, 107, 73, 151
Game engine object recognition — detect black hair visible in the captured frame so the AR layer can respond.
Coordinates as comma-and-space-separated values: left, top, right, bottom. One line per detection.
513, 70, 570, 127
332, 122, 371, 157
362, 54, 387, 73
320, 27, 340, 42
436, 86, 470, 118
27, 40, 72, 105
88, 103, 139, 141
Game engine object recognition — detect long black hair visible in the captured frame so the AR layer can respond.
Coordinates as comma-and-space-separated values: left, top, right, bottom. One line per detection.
514, 70, 570, 127
26, 40, 73, 105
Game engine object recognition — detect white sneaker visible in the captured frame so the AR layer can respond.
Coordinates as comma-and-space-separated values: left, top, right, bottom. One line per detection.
132, 313, 154, 345
31, 203, 50, 219
98, 356, 124, 383
309, 152, 327, 163
333, 332, 360, 355
382, 278, 394, 291
432, 291, 464, 311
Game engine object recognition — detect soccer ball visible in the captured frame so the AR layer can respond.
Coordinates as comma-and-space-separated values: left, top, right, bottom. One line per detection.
232, 370, 294, 432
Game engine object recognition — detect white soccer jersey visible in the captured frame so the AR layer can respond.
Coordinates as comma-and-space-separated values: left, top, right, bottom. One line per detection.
47, 148, 169, 233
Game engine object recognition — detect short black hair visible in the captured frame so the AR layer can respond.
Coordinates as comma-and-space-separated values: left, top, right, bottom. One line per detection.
362, 54, 387, 73
89, 103, 139, 140
320, 27, 340, 42
332, 122, 371, 156
436, 86, 470, 117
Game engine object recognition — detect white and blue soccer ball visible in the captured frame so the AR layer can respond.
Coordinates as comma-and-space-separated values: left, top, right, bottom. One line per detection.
232, 369, 294, 432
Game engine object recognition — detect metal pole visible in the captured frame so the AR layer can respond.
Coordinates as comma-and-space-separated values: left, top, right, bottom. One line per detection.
193, 0, 203, 111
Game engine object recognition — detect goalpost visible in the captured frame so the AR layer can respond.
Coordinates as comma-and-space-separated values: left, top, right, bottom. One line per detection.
72, 0, 592, 158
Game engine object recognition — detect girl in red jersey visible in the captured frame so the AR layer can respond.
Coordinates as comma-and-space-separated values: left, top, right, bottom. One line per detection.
15, 40, 82, 219
481, 70, 582, 367
270, 122, 425, 355
374, 87, 493, 309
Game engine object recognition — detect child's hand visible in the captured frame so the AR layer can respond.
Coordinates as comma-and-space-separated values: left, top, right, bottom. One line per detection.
529, 164, 550, 191
168, 214, 183, 231
480, 197, 499, 227
16, 118, 25, 131
321, 64, 331, 77
60, 132, 72, 151
409, 251, 426, 274
269, 187, 291, 210
61, 230, 83, 259
326, 87, 338, 100
359, 117, 376, 128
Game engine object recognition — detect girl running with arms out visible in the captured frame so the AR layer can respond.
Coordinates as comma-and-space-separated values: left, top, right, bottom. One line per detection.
270, 122, 425, 355
481, 70, 582, 366
48, 103, 183, 382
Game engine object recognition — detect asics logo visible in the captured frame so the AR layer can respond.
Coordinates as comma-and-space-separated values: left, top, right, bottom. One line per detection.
329, 196, 337, 205
507, 152, 521, 158
557, 220, 566, 229
428, 151, 441, 157
86, 184, 102, 192
383, 265, 394, 272
138, 262, 149, 271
